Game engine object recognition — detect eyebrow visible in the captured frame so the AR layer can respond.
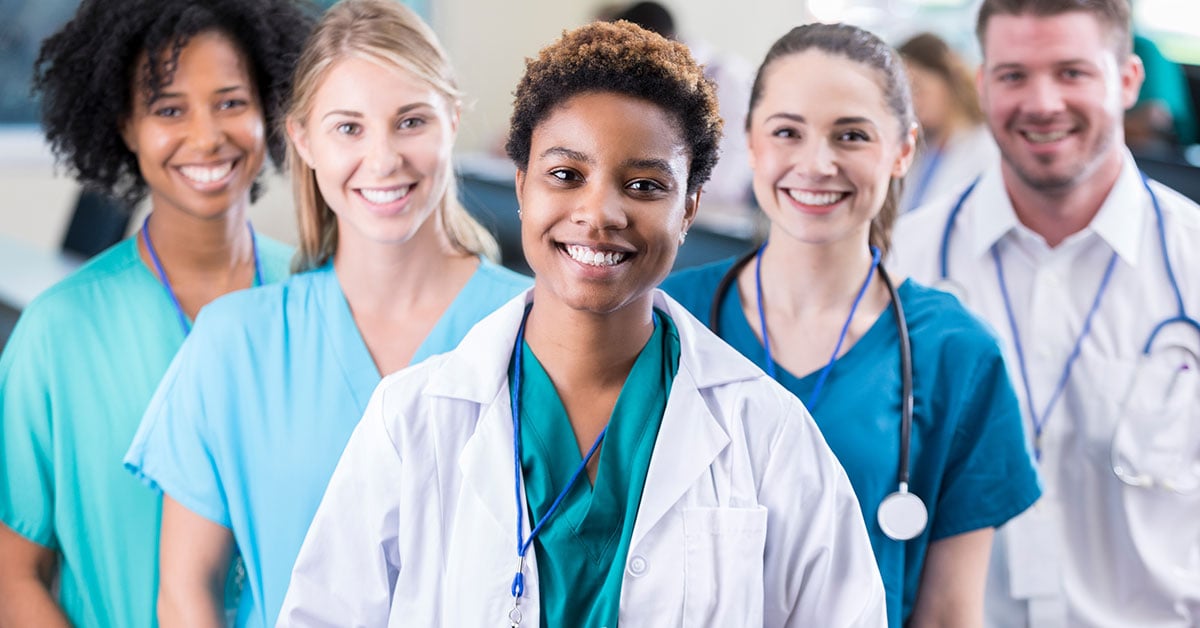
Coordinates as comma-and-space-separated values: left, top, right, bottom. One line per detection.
150, 85, 245, 103
765, 112, 878, 127
321, 102, 433, 121
537, 147, 678, 176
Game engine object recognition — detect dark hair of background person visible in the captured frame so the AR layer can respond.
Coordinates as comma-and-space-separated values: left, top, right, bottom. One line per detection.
899, 32, 984, 127
505, 20, 721, 196
610, 1, 676, 40
747, 23, 915, 256
975, 0, 1133, 58
33, 0, 318, 207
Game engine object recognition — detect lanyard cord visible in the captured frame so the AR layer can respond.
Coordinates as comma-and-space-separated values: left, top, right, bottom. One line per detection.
992, 247, 1117, 461
509, 306, 607, 600
140, 214, 263, 335
754, 241, 881, 408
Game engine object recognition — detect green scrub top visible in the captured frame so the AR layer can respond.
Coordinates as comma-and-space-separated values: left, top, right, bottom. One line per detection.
515, 309, 680, 627
0, 235, 291, 628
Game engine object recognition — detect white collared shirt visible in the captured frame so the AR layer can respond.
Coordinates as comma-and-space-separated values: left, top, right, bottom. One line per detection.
891, 151, 1200, 628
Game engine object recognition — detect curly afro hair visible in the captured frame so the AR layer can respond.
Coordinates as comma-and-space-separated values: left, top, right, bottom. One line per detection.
505, 20, 722, 196
33, 0, 317, 206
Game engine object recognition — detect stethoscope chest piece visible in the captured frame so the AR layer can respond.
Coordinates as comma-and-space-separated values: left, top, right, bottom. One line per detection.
878, 486, 928, 541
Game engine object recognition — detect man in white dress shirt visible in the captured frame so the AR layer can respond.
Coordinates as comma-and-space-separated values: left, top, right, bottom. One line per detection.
890, 1, 1200, 626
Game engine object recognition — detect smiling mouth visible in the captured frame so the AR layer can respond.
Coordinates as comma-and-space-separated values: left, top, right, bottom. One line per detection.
358, 185, 413, 204
787, 189, 849, 206
562, 243, 630, 267
178, 160, 236, 184
1021, 129, 1072, 144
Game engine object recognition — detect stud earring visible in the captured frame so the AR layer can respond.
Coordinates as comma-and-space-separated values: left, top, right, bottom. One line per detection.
678, 231, 688, 245
517, 209, 523, 220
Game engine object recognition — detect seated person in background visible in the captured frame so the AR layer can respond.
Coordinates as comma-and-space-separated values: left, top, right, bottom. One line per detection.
899, 32, 999, 211
1125, 32, 1198, 158
278, 20, 886, 627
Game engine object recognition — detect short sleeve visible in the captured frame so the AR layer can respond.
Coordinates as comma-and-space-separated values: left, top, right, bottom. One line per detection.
929, 342, 1042, 540
124, 312, 232, 529
0, 307, 58, 547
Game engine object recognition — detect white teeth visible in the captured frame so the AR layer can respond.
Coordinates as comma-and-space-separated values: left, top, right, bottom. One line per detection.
360, 186, 411, 204
787, 190, 844, 206
565, 244, 627, 267
179, 162, 233, 183
1024, 130, 1069, 143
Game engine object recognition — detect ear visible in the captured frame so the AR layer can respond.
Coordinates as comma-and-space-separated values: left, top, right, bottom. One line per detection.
682, 187, 701, 233
891, 123, 919, 178
120, 116, 137, 153
286, 116, 315, 168
1120, 53, 1146, 110
745, 128, 757, 171
514, 168, 526, 209
449, 101, 461, 136
975, 64, 986, 112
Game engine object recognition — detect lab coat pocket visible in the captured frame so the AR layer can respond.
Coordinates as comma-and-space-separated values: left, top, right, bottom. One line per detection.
682, 506, 768, 626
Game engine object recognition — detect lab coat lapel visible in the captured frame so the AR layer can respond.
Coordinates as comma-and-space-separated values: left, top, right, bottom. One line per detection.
630, 292, 762, 548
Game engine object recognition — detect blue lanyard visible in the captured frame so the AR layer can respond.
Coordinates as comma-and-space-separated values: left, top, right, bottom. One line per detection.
141, 214, 263, 335
991, 246, 1117, 461
508, 306, 607, 604
754, 241, 881, 407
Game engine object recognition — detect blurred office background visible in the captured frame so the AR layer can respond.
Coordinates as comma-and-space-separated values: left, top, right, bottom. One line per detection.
2, 0, 1199, 348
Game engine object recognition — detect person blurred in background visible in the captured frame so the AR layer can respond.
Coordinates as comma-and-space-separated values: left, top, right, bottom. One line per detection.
898, 32, 999, 212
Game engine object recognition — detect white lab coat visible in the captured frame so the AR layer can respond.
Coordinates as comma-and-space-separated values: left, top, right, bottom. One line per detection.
278, 289, 886, 627
891, 153, 1200, 627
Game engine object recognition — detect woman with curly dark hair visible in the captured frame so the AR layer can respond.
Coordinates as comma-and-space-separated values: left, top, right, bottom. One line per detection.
278, 20, 884, 627
0, 1, 313, 626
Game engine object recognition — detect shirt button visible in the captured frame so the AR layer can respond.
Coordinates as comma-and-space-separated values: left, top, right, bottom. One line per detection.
628, 555, 648, 576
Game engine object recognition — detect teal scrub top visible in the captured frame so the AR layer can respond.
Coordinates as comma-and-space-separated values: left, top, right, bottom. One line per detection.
124, 260, 531, 628
0, 235, 291, 628
1134, 33, 1198, 145
514, 309, 680, 628
661, 261, 1041, 628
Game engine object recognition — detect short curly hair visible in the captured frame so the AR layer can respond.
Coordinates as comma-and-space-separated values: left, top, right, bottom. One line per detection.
33, 0, 316, 206
505, 21, 722, 196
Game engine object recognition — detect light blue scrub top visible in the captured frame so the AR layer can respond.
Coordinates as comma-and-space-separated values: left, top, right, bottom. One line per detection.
124, 260, 531, 628
661, 259, 1041, 628
0, 235, 291, 628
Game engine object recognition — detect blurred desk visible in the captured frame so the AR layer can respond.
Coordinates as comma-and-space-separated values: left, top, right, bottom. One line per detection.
0, 235, 81, 350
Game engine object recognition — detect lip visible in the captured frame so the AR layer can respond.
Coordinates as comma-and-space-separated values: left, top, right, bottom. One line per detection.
556, 241, 636, 275
172, 158, 240, 193
354, 183, 415, 217
781, 187, 851, 215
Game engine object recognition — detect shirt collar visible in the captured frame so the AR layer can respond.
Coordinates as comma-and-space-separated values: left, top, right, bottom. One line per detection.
966, 150, 1148, 265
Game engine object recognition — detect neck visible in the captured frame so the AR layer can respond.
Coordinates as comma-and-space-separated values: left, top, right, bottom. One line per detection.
523, 290, 656, 392
757, 229, 876, 316
1002, 150, 1124, 248
141, 204, 254, 274
334, 216, 465, 317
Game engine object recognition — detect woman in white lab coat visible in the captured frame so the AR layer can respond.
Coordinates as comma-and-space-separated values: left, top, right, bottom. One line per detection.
279, 21, 886, 627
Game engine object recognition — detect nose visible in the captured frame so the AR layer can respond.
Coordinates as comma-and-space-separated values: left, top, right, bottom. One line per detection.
1024, 74, 1067, 116
793, 137, 838, 178
365, 130, 402, 178
571, 179, 628, 231
186, 109, 224, 154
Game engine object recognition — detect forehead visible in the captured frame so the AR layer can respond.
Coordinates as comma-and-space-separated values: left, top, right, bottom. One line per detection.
135, 31, 251, 94
311, 55, 442, 109
759, 51, 894, 122
531, 92, 689, 166
983, 11, 1115, 67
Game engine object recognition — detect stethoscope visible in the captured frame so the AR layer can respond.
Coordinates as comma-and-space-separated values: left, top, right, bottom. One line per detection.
938, 173, 1200, 493
709, 245, 928, 542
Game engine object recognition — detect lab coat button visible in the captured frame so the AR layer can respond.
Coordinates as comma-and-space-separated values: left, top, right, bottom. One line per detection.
628, 555, 648, 576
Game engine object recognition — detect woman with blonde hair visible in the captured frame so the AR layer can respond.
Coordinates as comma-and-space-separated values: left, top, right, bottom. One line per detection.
123, 1, 530, 626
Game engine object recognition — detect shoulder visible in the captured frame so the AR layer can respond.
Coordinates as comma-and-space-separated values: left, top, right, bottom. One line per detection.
18, 239, 143, 327
899, 280, 1004, 360
252, 234, 295, 280
189, 268, 326, 340
659, 257, 741, 318
473, 259, 534, 294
